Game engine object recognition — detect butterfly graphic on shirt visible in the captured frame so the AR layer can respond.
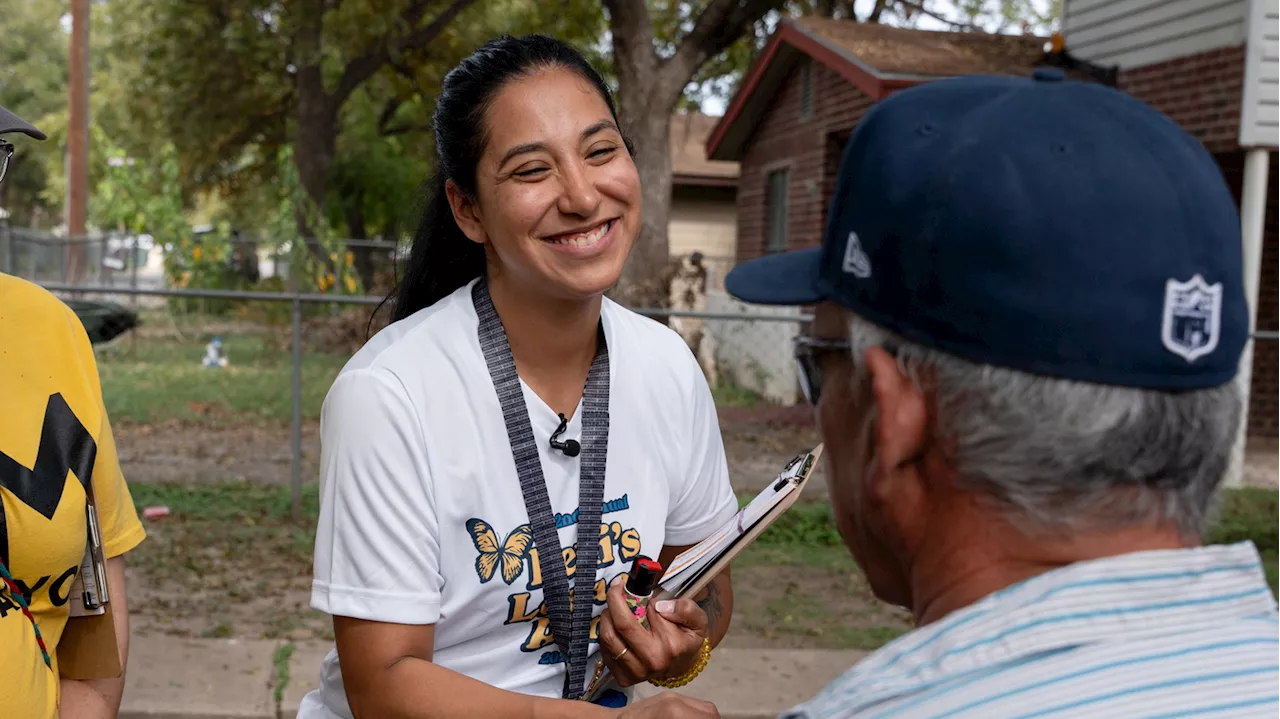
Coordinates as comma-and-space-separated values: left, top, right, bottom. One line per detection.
465, 519, 533, 585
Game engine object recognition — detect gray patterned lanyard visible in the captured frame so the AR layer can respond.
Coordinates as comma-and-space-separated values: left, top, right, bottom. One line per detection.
472, 278, 609, 699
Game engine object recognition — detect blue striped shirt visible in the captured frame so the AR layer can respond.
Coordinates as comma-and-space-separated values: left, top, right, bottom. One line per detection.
781, 542, 1279, 718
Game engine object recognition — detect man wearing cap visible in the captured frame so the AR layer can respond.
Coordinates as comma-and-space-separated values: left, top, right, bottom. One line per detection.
1, 105, 146, 718
726, 69, 1279, 717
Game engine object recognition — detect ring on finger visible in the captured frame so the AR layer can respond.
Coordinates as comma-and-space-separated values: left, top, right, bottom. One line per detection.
614, 647, 630, 661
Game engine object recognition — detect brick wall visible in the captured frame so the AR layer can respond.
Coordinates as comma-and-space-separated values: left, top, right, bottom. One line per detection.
735, 58, 875, 263
1119, 44, 1273, 436
1117, 46, 1246, 154
1219, 150, 1279, 438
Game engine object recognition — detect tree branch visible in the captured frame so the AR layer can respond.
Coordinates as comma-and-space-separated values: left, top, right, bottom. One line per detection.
864, 0, 888, 23
376, 98, 403, 136
602, 0, 660, 89
661, 0, 782, 103
379, 121, 434, 137
893, 0, 978, 30
331, 0, 478, 108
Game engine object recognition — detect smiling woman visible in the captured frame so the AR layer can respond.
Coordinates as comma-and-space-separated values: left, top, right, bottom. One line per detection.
297, 35, 732, 719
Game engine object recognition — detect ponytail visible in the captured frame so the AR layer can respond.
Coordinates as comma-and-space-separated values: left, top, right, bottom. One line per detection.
390, 174, 486, 321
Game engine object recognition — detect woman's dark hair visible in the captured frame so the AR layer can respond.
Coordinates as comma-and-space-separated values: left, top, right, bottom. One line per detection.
388, 34, 628, 321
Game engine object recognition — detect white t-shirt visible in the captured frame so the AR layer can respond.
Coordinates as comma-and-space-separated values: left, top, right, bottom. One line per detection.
298, 279, 738, 718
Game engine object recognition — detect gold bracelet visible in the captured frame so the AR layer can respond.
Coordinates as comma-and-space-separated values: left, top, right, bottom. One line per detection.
649, 638, 711, 689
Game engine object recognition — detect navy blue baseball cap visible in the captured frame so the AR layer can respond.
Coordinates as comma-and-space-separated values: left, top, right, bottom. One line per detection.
725, 68, 1247, 391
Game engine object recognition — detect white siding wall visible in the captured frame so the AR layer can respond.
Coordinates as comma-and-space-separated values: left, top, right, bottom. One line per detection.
1064, 0, 1248, 67
704, 291, 801, 404
1240, 0, 1280, 147
668, 196, 738, 260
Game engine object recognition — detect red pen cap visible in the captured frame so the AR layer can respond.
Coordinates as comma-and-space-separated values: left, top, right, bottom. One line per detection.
625, 556, 662, 597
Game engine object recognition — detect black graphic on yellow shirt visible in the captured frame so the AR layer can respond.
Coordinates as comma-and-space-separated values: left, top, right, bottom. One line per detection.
466, 497, 642, 660
0, 393, 96, 567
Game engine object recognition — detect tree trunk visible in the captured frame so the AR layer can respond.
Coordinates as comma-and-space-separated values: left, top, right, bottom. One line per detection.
615, 107, 677, 310
605, 0, 784, 307
292, 0, 337, 273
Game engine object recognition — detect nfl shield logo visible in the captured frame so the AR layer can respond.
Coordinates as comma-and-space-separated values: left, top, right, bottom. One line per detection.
1161, 275, 1223, 362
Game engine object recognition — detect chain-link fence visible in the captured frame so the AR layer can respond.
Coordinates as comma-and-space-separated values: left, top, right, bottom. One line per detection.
5, 227, 808, 518
7, 226, 1276, 518
0, 225, 402, 301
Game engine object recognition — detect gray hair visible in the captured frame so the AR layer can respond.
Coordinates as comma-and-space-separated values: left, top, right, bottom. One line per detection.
847, 315, 1242, 536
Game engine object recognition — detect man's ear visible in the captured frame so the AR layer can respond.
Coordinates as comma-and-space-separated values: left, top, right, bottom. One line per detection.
445, 179, 487, 245
864, 346, 927, 472
861, 345, 931, 569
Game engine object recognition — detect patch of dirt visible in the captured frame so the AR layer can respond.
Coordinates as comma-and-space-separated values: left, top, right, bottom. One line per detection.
113, 412, 1275, 644
115, 420, 321, 486
114, 412, 825, 495
721, 559, 911, 650
114, 411, 843, 645
124, 513, 332, 643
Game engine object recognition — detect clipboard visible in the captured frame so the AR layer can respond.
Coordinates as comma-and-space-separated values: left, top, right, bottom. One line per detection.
580, 445, 824, 700
653, 444, 822, 605
58, 478, 122, 680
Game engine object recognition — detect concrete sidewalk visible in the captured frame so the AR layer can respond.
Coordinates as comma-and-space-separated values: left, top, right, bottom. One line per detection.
118, 635, 866, 719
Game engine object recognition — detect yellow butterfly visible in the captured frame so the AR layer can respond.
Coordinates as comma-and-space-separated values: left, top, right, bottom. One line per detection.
465, 519, 533, 585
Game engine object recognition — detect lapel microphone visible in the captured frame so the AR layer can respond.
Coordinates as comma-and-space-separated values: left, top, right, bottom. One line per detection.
549, 413, 581, 457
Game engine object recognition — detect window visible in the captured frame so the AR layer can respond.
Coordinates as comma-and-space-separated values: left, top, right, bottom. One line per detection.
765, 169, 790, 253
800, 59, 813, 119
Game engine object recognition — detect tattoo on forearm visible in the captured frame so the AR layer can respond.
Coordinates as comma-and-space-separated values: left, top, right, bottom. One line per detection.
696, 581, 724, 635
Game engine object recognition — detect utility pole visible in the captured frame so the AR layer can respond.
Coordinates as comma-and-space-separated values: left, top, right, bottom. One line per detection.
67, 0, 91, 283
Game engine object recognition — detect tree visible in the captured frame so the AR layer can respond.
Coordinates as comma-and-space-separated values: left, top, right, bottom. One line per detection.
0, 0, 68, 228
120, 0, 480, 272
602, 0, 790, 306
609, 0, 1059, 305
117, 0, 608, 289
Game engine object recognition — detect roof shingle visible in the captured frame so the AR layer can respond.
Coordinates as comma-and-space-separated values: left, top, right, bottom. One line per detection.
793, 16, 1047, 78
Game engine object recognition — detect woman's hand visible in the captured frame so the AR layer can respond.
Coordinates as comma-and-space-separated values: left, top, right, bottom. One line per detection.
596, 579, 708, 688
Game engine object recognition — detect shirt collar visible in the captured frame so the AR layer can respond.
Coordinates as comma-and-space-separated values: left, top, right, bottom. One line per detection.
803, 542, 1278, 714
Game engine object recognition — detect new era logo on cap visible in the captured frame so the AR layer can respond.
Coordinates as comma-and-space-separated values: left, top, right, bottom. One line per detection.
842, 232, 871, 279
723, 70, 1247, 392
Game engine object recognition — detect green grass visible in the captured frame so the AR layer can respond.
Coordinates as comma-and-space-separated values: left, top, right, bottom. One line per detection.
98, 330, 777, 425
1206, 487, 1279, 593
711, 382, 764, 409
272, 642, 297, 707
742, 489, 1280, 596
97, 333, 347, 424
129, 481, 322, 525
125, 482, 1278, 649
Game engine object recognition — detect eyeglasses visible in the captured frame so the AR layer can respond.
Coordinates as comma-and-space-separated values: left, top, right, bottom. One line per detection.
0, 140, 13, 184
793, 336, 851, 405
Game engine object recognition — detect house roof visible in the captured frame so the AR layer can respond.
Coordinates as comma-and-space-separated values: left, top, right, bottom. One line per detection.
670, 113, 739, 187
793, 17, 1047, 78
708, 18, 1048, 161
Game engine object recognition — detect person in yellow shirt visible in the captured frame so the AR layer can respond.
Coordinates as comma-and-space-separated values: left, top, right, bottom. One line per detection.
1, 105, 146, 718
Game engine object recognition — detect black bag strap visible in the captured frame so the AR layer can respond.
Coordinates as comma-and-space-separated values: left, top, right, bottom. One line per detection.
472, 279, 608, 699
